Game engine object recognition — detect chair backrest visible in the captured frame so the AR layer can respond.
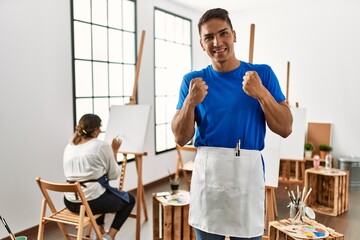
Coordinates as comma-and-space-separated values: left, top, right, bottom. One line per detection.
35, 177, 102, 240
36, 177, 92, 215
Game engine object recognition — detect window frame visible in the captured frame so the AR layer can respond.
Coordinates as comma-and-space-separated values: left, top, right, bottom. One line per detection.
153, 7, 193, 154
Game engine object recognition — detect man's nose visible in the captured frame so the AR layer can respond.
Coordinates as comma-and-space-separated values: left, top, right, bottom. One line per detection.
213, 36, 219, 46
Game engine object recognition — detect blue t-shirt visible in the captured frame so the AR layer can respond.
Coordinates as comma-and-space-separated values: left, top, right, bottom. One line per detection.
176, 61, 286, 151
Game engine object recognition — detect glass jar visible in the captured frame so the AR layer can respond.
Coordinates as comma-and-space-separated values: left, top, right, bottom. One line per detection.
290, 201, 305, 225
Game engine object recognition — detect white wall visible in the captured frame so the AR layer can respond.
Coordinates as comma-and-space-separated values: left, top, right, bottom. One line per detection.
1, 0, 359, 237
230, 0, 360, 158
0, 0, 200, 237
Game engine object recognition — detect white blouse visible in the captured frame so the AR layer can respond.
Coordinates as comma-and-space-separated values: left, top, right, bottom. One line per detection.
63, 138, 120, 202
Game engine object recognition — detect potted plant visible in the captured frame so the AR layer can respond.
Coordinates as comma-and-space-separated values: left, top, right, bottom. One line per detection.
319, 144, 332, 159
304, 142, 314, 158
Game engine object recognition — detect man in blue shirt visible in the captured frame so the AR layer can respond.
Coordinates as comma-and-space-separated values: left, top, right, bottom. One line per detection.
172, 8, 292, 240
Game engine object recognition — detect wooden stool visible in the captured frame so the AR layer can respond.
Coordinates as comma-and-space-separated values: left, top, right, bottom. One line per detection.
304, 167, 349, 216
152, 191, 195, 240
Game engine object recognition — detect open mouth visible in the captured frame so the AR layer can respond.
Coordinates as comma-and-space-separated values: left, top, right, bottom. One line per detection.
213, 48, 227, 54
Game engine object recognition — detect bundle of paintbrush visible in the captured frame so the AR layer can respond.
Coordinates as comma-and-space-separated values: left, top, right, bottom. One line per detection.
285, 185, 312, 224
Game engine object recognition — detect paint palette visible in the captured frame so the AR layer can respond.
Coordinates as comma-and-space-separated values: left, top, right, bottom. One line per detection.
164, 191, 190, 206
283, 225, 329, 239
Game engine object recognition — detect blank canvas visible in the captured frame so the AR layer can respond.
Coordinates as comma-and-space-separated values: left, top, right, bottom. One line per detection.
280, 107, 307, 160
104, 105, 151, 153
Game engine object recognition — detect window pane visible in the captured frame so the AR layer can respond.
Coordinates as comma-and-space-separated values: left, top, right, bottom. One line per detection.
76, 98, 93, 121
72, 0, 136, 138
94, 98, 110, 129
166, 96, 177, 122
123, 0, 135, 31
156, 125, 167, 152
75, 60, 92, 97
109, 29, 123, 62
155, 68, 167, 96
73, 0, 91, 22
155, 97, 166, 124
154, 9, 192, 153
174, 17, 184, 44
154, 10, 165, 39
110, 97, 126, 106
155, 39, 167, 68
123, 32, 135, 64
74, 22, 91, 59
92, 0, 107, 25
123, 64, 135, 96
165, 14, 175, 42
166, 124, 176, 148
92, 25, 108, 61
108, 0, 122, 29
109, 63, 124, 96
93, 62, 109, 96
183, 21, 191, 45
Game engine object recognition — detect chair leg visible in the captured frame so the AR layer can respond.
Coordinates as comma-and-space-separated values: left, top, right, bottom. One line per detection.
37, 200, 47, 240
77, 206, 85, 240
85, 223, 93, 237
90, 216, 103, 240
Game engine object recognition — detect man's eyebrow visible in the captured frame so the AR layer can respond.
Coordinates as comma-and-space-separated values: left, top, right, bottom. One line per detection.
203, 28, 229, 37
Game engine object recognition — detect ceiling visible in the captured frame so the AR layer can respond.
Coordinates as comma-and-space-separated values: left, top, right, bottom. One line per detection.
167, 0, 285, 13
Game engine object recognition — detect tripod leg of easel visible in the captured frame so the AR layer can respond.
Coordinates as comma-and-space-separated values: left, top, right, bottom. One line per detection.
136, 156, 148, 220
134, 154, 149, 240
273, 188, 278, 217
264, 187, 276, 230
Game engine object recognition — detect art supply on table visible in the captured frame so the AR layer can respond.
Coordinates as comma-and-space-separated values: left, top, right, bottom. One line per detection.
0, 215, 16, 240
167, 167, 179, 194
234, 139, 241, 156
282, 225, 329, 239
170, 178, 180, 194
325, 153, 332, 169
303, 188, 313, 204
286, 185, 313, 225
167, 167, 173, 180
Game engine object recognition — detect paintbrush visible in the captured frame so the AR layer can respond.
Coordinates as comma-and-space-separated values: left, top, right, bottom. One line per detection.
303, 188, 313, 204
167, 168, 174, 181
301, 186, 307, 202
0, 215, 16, 240
285, 187, 295, 204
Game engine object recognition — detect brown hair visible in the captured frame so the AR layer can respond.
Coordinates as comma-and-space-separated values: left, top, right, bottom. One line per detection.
198, 8, 233, 35
71, 114, 102, 145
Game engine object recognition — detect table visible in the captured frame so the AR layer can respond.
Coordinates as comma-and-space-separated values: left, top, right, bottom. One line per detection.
267, 218, 344, 240
152, 191, 195, 240
304, 167, 349, 216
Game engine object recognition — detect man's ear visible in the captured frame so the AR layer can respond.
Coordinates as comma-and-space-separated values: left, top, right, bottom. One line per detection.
200, 39, 205, 51
233, 30, 237, 43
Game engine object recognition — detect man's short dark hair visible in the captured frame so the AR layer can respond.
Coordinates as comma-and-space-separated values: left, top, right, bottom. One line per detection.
198, 8, 233, 35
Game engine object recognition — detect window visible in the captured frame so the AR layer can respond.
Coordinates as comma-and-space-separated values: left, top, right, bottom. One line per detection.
154, 8, 192, 153
71, 0, 136, 139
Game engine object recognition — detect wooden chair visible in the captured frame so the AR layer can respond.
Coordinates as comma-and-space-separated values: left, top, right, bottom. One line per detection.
175, 144, 197, 190
35, 177, 103, 240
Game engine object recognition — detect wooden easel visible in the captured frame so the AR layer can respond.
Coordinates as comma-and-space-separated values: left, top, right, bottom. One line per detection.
248, 23, 278, 228
279, 62, 307, 185
119, 151, 148, 240
118, 30, 147, 240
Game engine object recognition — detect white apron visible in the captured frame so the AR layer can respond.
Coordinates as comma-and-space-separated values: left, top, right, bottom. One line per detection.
189, 147, 265, 238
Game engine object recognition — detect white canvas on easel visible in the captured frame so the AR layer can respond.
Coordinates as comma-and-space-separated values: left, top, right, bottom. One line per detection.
104, 105, 151, 153
280, 107, 307, 160
262, 126, 281, 188
262, 107, 307, 187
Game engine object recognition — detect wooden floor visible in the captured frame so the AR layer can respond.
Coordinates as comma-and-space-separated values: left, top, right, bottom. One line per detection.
3, 178, 360, 240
